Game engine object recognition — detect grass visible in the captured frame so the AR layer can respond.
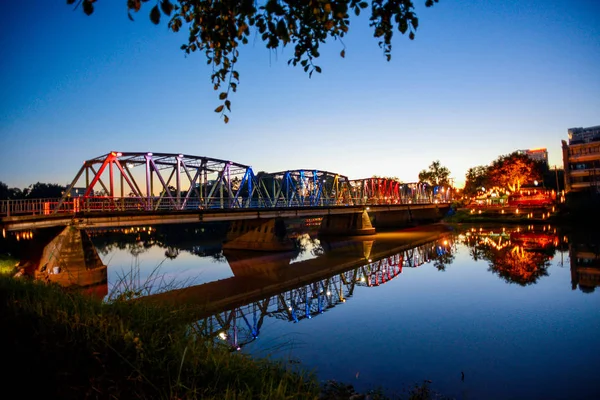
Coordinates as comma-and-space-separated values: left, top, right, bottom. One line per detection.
1, 274, 445, 399
1, 275, 319, 399
0, 254, 18, 275
444, 207, 559, 224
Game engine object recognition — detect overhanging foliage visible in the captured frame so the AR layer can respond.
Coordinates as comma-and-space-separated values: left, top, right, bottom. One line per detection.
68, 0, 440, 122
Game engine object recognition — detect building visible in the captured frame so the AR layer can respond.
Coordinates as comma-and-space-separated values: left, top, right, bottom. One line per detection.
517, 148, 549, 165
570, 241, 600, 293
68, 187, 87, 197
561, 125, 600, 193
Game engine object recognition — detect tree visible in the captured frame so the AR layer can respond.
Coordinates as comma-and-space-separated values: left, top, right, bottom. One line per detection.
69, 0, 440, 122
418, 160, 450, 186
488, 152, 541, 193
0, 181, 8, 200
463, 165, 489, 197
23, 182, 66, 199
0, 181, 24, 200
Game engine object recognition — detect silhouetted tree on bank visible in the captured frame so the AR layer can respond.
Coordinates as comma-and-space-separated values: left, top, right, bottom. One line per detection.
0, 181, 65, 200
463, 165, 490, 196
0, 181, 26, 200
23, 182, 65, 199
418, 160, 451, 186
0, 181, 8, 200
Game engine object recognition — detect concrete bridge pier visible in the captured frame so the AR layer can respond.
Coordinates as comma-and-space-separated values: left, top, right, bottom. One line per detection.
35, 225, 107, 288
370, 209, 414, 229
370, 204, 451, 229
223, 218, 296, 251
409, 205, 450, 224
319, 210, 376, 236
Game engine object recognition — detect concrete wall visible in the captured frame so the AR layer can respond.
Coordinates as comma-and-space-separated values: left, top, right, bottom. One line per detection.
370, 205, 450, 229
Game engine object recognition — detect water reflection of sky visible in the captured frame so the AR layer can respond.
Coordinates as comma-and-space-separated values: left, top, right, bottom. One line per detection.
102, 246, 233, 298
94, 226, 600, 400
289, 234, 321, 264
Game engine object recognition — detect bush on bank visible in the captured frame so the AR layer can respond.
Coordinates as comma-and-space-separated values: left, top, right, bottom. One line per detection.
0, 254, 18, 275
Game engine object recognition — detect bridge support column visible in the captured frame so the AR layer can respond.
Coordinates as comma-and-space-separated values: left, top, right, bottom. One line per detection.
370, 204, 451, 229
409, 205, 450, 224
319, 210, 376, 236
370, 209, 413, 229
35, 226, 107, 287
223, 218, 295, 251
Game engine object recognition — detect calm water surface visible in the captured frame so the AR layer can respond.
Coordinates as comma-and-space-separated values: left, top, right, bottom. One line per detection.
92, 223, 600, 400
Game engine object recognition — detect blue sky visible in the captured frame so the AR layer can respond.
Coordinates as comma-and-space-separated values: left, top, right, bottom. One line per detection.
1, 0, 599, 189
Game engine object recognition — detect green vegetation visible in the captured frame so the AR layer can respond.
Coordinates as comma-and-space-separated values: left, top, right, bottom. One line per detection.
1, 275, 442, 399
1, 275, 318, 399
444, 207, 559, 224
0, 180, 65, 200
418, 160, 451, 187
0, 254, 18, 275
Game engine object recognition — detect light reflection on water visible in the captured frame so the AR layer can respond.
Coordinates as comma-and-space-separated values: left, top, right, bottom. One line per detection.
92, 224, 600, 400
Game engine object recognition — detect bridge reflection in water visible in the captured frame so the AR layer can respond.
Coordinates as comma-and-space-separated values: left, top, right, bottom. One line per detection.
187, 233, 454, 352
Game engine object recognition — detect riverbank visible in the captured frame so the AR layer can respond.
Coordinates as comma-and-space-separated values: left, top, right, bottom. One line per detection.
0, 273, 318, 399
446, 192, 600, 226
0, 273, 440, 399
444, 205, 562, 225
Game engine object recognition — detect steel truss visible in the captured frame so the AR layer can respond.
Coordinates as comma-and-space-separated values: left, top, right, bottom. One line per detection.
47, 152, 455, 215
256, 169, 352, 207
55, 152, 261, 213
193, 236, 454, 350
349, 178, 451, 205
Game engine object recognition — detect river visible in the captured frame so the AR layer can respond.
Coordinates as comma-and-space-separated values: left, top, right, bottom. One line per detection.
87, 222, 599, 400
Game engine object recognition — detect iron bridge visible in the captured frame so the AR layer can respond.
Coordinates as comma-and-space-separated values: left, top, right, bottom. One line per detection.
0, 151, 455, 218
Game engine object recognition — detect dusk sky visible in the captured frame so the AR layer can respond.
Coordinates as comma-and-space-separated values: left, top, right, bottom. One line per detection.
1, 1, 599, 189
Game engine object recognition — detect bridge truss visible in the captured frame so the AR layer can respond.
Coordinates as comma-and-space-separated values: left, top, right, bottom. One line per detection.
256, 170, 352, 207
350, 179, 452, 205
55, 152, 260, 213
0, 152, 455, 216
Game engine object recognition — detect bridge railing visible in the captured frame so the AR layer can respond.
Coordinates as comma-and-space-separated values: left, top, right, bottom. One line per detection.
0, 194, 454, 217
0, 198, 78, 217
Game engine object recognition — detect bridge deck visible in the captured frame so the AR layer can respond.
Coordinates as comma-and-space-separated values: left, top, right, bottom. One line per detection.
1, 203, 449, 231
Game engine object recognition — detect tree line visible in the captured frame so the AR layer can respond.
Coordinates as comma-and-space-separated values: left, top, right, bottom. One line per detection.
0, 182, 66, 200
